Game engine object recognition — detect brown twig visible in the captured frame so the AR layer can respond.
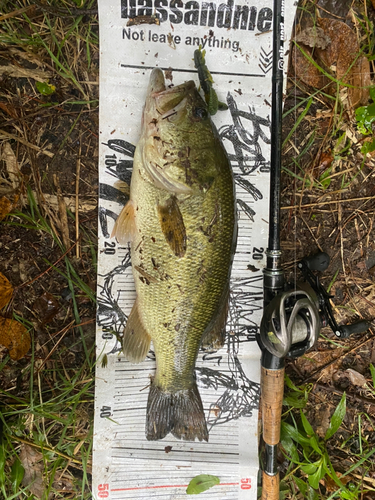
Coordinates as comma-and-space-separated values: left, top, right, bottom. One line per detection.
75, 145, 81, 259
281, 196, 375, 210
314, 382, 375, 409
10, 436, 83, 466
33, 0, 97, 18
54, 174, 71, 250
0, 5, 35, 21
0, 129, 54, 158
314, 3, 346, 20
36, 321, 75, 373
16, 239, 80, 290
300, 331, 374, 384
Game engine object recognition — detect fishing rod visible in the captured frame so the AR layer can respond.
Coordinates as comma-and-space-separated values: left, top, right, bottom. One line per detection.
258, 0, 370, 498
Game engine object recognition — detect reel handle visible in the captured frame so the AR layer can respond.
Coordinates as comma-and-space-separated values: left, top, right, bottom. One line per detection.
338, 320, 371, 338
298, 253, 370, 340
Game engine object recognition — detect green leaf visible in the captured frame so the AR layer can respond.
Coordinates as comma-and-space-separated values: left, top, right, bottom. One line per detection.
361, 138, 375, 155
281, 422, 311, 447
35, 81, 56, 96
283, 392, 307, 408
369, 86, 375, 102
0, 443, 5, 485
207, 87, 219, 116
186, 475, 220, 494
309, 435, 323, 456
355, 102, 375, 134
279, 480, 290, 499
300, 411, 315, 438
325, 393, 346, 440
301, 463, 318, 475
11, 459, 24, 491
285, 375, 304, 393
293, 475, 308, 495
308, 464, 324, 489
281, 435, 299, 463
319, 168, 332, 190
307, 486, 320, 500
294, 477, 320, 500
370, 364, 375, 389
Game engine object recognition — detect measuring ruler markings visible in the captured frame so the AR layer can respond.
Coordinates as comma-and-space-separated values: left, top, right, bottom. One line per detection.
95, 0, 297, 497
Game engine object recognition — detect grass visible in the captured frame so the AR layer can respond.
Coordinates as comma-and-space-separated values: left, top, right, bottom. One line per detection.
0, 187, 96, 498
280, 376, 375, 499
0, 1, 98, 498
279, 0, 375, 497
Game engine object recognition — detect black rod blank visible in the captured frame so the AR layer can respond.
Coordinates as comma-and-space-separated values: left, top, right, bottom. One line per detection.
268, 0, 284, 254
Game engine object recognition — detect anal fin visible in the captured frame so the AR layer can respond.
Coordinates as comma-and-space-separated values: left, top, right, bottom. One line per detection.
123, 299, 151, 363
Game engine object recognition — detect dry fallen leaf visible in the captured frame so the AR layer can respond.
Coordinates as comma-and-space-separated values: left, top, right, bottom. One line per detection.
293, 19, 370, 109
292, 43, 328, 89
20, 445, 50, 499
0, 142, 22, 219
348, 56, 371, 108
2, 142, 20, 189
0, 194, 18, 221
295, 348, 344, 383
0, 272, 13, 309
0, 317, 30, 360
315, 406, 332, 438
345, 368, 367, 387
295, 26, 331, 49
323, 472, 351, 493
317, 19, 358, 79
19, 444, 74, 498
333, 368, 368, 389
315, 150, 334, 175
0, 64, 52, 82
317, 19, 370, 106
0, 102, 18, 119
33, 292, 60, 326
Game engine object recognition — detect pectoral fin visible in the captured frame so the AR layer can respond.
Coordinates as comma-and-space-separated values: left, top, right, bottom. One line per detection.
157, 197, 187, 258
111, 200, 136, 244
123, 299, 152, 363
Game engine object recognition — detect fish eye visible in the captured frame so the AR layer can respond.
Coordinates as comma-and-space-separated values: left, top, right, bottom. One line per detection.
193, 107, 208, 119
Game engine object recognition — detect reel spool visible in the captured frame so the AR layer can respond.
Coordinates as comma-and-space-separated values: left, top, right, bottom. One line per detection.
259, 252, 370, 360
260, 285, 320, 358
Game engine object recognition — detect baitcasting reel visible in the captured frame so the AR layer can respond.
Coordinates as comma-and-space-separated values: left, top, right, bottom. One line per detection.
259, 252, 370, 359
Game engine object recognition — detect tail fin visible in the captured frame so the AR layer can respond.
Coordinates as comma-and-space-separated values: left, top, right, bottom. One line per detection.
146, 382, 208, 442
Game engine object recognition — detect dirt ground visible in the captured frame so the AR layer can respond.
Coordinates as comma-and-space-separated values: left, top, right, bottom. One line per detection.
0, 0, 375, 498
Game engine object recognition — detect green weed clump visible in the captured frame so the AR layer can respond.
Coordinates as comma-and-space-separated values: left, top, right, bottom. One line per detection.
355, 87, 375, 155
280, 376, 375, 499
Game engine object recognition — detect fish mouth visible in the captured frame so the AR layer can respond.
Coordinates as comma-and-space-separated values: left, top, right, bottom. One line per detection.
149, 68, 195, 117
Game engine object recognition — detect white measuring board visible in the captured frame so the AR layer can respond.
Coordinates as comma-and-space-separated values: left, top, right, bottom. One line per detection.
94, 1, 296, 498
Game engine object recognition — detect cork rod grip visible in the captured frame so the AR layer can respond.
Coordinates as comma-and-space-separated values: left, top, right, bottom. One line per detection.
261, 366, 285, 445
261, 471, 280, 500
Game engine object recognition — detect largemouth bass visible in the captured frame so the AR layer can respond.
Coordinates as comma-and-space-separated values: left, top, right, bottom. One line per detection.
113, 68, 236, 441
